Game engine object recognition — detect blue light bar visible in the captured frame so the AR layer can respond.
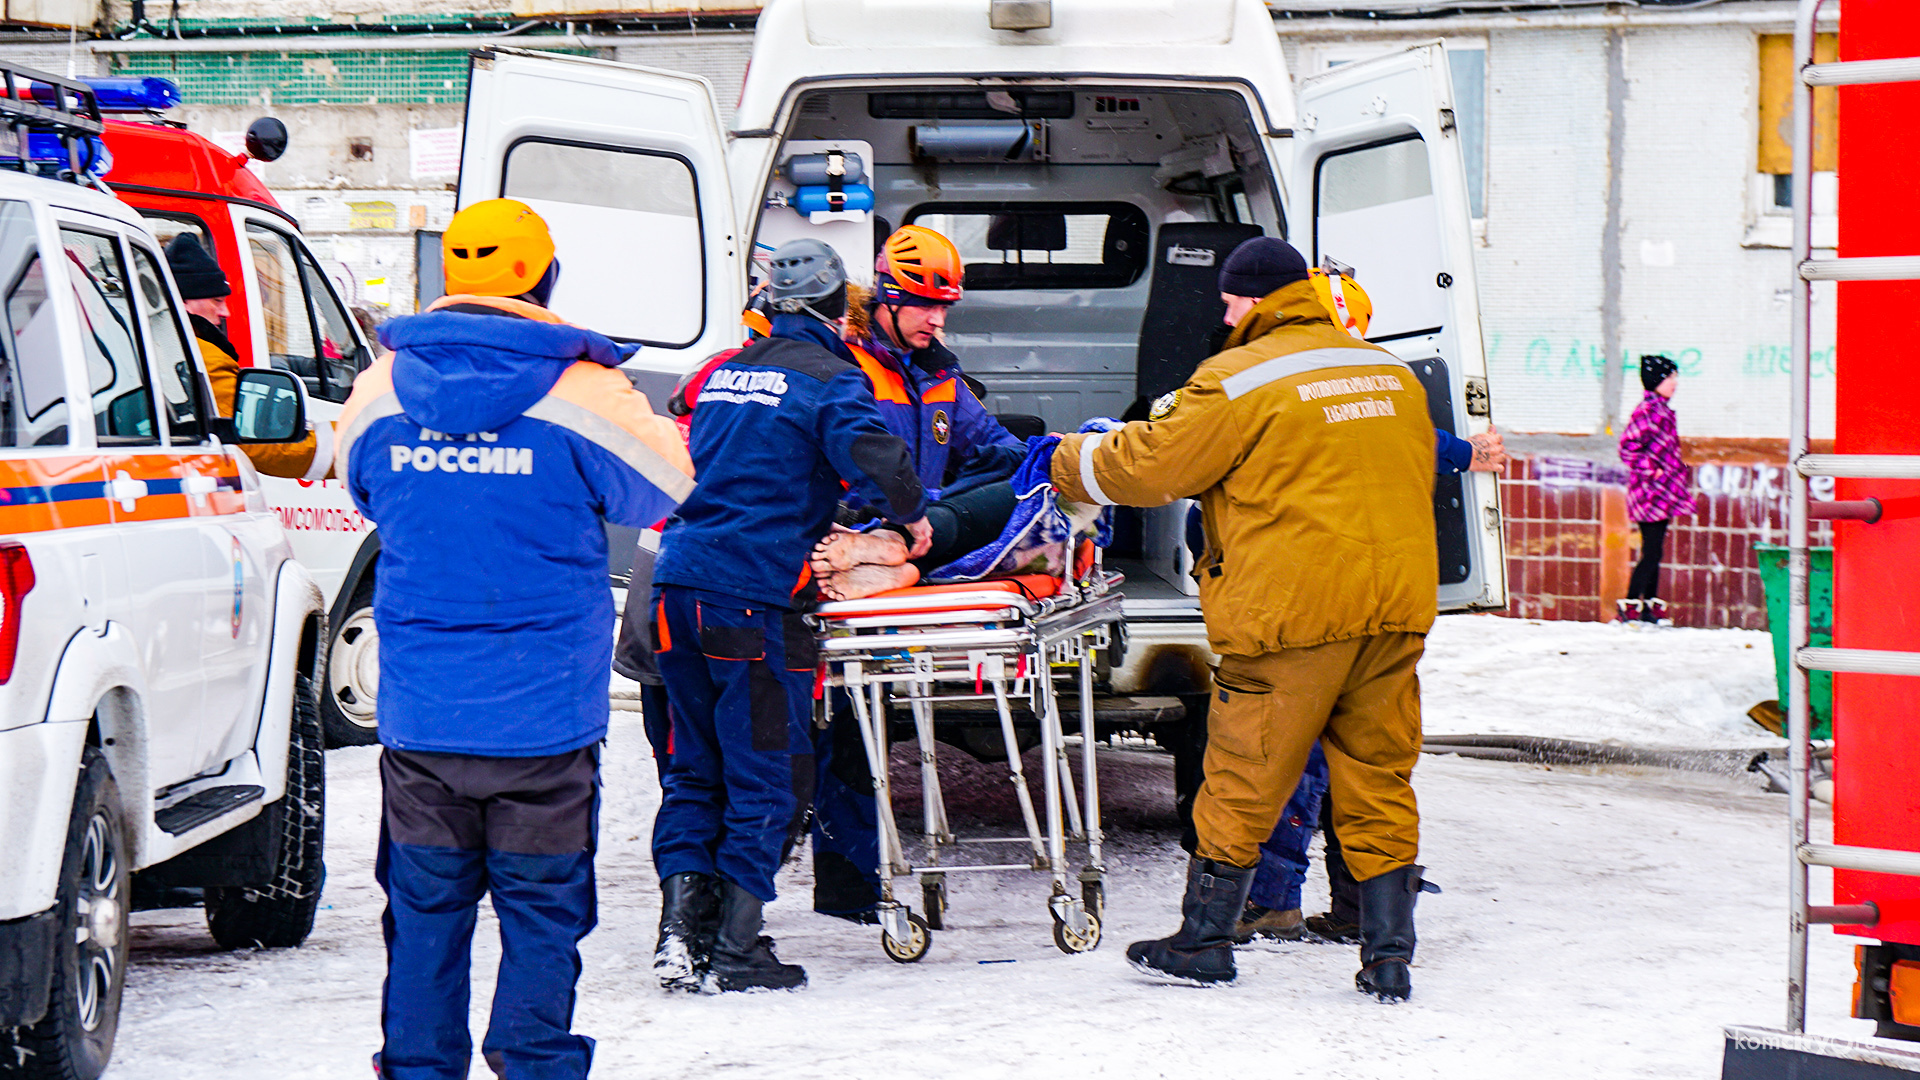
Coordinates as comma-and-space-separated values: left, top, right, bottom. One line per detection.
84, 76, 180, 112
22, 133, 111, 177
27, 76, 181, 113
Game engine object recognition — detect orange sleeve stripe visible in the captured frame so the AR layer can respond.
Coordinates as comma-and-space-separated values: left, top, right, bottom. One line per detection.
548, 362, 695, 480
849, 345, 911, 404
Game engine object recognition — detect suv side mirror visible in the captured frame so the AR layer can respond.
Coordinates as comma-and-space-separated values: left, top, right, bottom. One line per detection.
245, 117, 289, 163
231, 368, 306, 443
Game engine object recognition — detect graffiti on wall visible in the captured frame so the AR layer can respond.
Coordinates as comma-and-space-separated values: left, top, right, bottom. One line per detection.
1486, 334, 1835, 379
1534, 455, 1836, 503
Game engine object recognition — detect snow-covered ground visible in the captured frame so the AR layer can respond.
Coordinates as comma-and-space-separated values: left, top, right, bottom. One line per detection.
112, 617, 1859, 1080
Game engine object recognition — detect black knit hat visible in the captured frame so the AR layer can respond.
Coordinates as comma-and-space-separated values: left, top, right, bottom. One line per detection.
1218, 237, 1310, 299
166, 233, 230, 300
1640, 354, 1678, 392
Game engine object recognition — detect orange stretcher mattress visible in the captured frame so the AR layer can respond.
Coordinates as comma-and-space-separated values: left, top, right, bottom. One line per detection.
865, 574, 1061, 602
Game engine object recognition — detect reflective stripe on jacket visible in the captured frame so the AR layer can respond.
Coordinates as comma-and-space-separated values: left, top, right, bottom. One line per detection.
1052, 280, 1439, 656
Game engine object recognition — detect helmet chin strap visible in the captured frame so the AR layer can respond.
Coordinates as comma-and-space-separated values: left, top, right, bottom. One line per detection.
883, 304, 910, 351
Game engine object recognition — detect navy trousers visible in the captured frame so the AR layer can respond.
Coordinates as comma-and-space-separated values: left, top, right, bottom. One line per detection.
650, 585, 817, 902
377, 747, 598, 1080
1248, 742, 1329, 911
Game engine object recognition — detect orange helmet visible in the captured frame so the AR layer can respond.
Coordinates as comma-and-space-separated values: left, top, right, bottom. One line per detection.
879, 225, 964, 304
443, 198, 555, 298
1309, 267, 1372, 338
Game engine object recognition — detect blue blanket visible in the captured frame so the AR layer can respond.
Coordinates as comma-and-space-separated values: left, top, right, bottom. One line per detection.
926, 419, 1119, 584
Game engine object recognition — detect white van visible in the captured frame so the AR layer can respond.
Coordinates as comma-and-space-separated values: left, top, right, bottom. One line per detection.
452, 0, 1505, 780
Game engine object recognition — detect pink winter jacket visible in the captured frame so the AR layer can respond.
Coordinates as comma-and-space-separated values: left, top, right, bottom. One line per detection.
1618, 391, 1693, 523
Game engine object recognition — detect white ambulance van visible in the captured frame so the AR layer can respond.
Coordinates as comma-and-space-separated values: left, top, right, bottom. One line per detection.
452, 0, 1505, 785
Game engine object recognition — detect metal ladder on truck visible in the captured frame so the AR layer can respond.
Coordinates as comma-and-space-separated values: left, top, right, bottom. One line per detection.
1723, 2, 1920, 1075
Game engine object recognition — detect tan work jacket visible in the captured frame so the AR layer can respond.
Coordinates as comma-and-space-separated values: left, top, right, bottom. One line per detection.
1051, 281, 1439, 657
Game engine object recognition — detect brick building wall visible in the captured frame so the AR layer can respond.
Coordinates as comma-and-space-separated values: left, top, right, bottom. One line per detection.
1499, 444, 1832, 629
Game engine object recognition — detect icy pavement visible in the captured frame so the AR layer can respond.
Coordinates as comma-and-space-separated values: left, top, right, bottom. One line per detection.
112, 618, 1856, 1080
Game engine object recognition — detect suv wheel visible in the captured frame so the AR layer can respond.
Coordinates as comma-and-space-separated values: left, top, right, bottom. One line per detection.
206, 675, 326, 950
0, 747, 130, 1080
320, 577, 379, 748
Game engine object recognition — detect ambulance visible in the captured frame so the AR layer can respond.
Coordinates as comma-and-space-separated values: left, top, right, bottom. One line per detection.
452, 0, 1505, 786
94, 82, 382, 747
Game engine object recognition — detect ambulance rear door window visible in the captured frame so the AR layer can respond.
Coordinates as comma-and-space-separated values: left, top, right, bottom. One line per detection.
0, 200, 66, 447
501, 138, 703, 348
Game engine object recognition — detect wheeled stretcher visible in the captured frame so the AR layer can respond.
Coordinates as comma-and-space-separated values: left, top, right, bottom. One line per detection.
811, 568, 1125, 962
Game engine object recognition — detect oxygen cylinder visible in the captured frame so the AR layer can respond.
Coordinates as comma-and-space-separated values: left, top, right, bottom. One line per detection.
792, 184, 875, 215
782, 151, 867, 187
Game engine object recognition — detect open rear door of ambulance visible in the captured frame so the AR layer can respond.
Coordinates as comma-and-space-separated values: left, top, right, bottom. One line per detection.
457, 47, 745, 400
1291, 43, 1507, 612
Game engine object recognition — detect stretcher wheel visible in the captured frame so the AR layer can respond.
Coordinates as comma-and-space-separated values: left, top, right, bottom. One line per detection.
881, 913, 933, 964
922, 880, 948, 931
1052, 910, 1102, 955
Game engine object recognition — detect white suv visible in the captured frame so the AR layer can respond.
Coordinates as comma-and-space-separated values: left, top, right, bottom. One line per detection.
0, 73, 328, 1080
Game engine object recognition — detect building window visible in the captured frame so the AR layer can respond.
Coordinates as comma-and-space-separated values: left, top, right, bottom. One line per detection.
1746, 33, 1838, 249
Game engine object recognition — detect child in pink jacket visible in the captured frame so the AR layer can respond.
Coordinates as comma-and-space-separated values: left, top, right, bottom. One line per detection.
1617, 354, 1691, 624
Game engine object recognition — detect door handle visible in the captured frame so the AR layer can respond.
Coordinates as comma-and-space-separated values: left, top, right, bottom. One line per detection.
107, 470, 148, 513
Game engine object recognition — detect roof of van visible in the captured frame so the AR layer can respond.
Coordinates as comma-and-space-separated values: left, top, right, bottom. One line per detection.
735, 0, 1295, 132
0, 169, 148, 229
100, 120, 284, 210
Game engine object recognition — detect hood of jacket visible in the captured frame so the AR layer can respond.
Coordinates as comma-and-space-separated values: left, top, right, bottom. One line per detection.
377, 309, 626, 434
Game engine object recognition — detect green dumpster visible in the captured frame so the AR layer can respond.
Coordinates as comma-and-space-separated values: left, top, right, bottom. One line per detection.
1755, 544, 1833, 740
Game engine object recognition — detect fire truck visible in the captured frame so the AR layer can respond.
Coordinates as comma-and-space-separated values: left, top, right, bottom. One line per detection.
92, 78, 382, 749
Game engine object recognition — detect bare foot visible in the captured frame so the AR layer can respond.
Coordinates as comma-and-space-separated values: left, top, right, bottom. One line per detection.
810, 528, 909, 574
819, 563, 920, 601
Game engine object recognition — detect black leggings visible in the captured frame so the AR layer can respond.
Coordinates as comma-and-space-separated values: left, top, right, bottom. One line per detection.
1627, 518, 1670, 601
884, 481, 1021, 570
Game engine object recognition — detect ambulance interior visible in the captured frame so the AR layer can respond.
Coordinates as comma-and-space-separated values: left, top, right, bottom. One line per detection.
751, 85, 1289, 599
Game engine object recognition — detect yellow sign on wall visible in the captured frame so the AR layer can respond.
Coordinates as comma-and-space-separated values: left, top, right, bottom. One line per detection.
348, 201, 398, 231
1758, 33, 1838, 175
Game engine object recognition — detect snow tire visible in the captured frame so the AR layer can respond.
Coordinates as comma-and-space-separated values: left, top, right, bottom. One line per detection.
0, 747, 131, 1080
206, 675, 326, 951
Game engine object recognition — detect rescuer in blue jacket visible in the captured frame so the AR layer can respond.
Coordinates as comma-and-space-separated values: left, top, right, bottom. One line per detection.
337, 199, 694, 1080
650, 238, 930, 993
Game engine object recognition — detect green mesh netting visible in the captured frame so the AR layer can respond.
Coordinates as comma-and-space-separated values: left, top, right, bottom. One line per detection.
108, 48, 510, 106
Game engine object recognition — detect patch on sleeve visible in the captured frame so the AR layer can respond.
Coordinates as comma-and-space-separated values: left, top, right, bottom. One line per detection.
1148, 389, 1182, 421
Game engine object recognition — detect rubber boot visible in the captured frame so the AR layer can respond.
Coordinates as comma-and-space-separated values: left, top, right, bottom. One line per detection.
1126, 858, 1255, 985
653, 871, 717, 992
708, 879, 807, 992
1355, 864, 1439, 1003
1616, 598, 1644, 625
1645, 598, 1673, 626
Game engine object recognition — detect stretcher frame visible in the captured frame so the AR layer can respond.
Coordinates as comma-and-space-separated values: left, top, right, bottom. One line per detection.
812, 569, 1125, 962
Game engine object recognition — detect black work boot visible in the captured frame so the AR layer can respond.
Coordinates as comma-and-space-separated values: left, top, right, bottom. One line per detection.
1126, 858, 1255, 985
1355, 864, 1440, 1003
1307, 837, 1363, 944
654, 872, 718, 992
709, 879, 807, 992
